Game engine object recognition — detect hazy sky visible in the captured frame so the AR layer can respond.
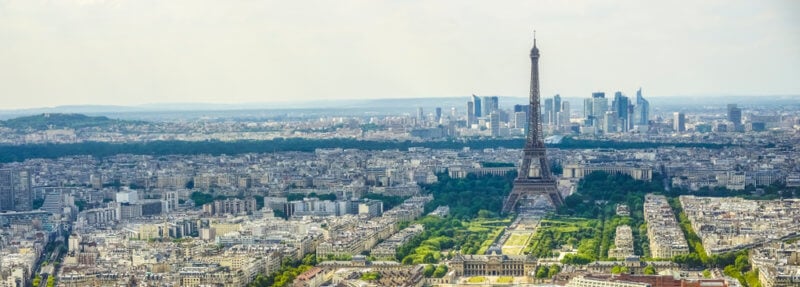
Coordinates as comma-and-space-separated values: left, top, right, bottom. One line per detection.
1, 0, 798, 109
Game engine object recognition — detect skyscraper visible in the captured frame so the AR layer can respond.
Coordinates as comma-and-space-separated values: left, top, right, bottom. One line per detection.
544, 98, 554, 125
0, 169, 32, 212
633, 88, 650, 126
0, 170, 11, 211
591, 92, 608, 128
603, 111, 618, 133
560, 101, 570, 128
513, 104, 529, 133
483, 96, 499, 117
583, 98, 594, 125
502, 34, 563, 214
553, 94, 562, 114
490, 112, 500, 137
467, 101, 475, 126
471, 94, 482, 118
727, 104, 742, 126
514, 112, 527, 129
612, 92, 630, 132
673, 112, 686, 132
553, 94, 562, 126
434, 107, 442, 123
416, 107, 424, 124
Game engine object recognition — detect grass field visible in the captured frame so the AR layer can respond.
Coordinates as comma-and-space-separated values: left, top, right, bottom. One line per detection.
477, 227, 505, 254
525, 216, 602, 258
467, 276, 487, 283
502, 246, 523, 255
467, 218, 512, 255
501, 232, 533, 255
505, 233, 531, 246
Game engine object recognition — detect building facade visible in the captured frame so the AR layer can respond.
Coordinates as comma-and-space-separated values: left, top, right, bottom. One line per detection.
449, 248, 537, 277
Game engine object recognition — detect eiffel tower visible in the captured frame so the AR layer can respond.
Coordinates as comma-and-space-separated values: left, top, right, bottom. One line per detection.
501, 34, 564, 214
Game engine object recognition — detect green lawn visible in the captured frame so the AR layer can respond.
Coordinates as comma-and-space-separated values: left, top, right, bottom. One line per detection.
502, 247, 523, 255
502, 233, 532, 255
463, 217, 512, 255
477, 226, 505, 254
467, 276, 487, 283
525, 215, 604, 259
496, 276, 514, 283
505, 233, 531, 246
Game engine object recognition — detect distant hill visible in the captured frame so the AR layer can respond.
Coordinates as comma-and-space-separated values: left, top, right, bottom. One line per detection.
1, 113, 141, 130
0, 94, 797, 121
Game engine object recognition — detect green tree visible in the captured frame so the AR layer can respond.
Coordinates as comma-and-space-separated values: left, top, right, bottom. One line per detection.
423, 265, 435, 277
423, 252, 436, 263
402, 256, 414, 265
477, 209, 496, 218
535, 266, 549, 278
360, 271, 381, 281
561, 253, 594, 265
32, 275, 41, 287
611, 265, 629, 274
735, 253, 750, 273
702, 269, 711, 278
302, 254, 317, 266
433, 264, 448, 278
548, 265, 561, 278
643, 265, 656, 275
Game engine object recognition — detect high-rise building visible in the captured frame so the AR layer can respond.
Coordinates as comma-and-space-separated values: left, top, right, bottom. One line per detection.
591, 92, 608, 128
490, 112, 500, 137
0, 170, 11, 211
612, 92, 630, 132
483, 96, 499, 117
467, 101, 475, 126
416, 107, 424, 123
513, 104, 529, 133
727, 104, 742, 129
13, 169, 31, 211
553, 94, 562, 114
553, 94, 562, 126
583, 98, 594, 125
514, 112, 527, 129
603, 111, 618, 133
0, 169, 32, 212
434, 107, 442, 123
544, 98, 554, 125
633, 88, 650, 126
673, 112, 686, 132
560, 101, 570, 128
471, 94, 482, 118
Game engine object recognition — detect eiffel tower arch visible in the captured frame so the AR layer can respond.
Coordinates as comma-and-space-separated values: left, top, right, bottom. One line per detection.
501, 34, 564, 214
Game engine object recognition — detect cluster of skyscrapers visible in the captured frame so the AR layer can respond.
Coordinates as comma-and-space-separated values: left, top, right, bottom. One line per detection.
467, 95, 500, 126
543, 94, 569, 128
583, 88, 650, 134
465, 95, 503, 136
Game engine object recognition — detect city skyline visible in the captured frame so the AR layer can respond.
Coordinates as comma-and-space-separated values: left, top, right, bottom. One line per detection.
0, 1, 798, 109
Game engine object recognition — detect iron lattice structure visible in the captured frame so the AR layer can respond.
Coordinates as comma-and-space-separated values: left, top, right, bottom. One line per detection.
501, 36, 564, 214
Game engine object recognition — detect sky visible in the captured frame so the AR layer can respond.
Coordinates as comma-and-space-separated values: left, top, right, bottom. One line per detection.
0, 0, 798, 109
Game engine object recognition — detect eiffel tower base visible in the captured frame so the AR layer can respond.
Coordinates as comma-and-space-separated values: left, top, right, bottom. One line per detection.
502, 179, 563, 214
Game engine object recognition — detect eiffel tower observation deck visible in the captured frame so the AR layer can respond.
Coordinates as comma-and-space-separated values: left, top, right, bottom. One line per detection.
501, 34, 564, 214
